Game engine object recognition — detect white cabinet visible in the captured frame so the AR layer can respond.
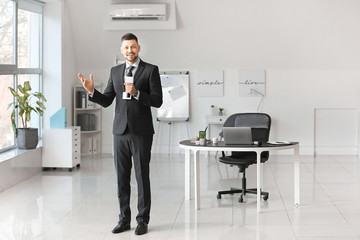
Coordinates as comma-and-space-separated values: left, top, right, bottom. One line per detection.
42, 126, 81, 171
207, 115, 228, 124
206, 115, 229, 139
73, 85, 102, 155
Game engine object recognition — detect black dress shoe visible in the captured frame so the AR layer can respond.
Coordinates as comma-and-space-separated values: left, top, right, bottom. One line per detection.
112, 221, 130, 234
135, 222, 148, 235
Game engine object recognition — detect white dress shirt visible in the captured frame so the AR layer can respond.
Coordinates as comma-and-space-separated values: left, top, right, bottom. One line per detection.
125, 58, 141, 100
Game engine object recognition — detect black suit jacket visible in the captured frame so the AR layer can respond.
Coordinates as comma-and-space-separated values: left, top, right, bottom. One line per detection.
89, 60, 163, 135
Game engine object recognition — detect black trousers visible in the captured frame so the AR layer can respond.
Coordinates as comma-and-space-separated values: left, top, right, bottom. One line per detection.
113, 130, 153, 224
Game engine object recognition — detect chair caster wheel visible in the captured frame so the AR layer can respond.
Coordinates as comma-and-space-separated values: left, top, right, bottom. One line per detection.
217, 194, 221, 199
239, 196, 244, 203
263, 195, 269, 201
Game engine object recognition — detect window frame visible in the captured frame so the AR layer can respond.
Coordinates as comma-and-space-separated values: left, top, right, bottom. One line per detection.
0, 0, 43, 153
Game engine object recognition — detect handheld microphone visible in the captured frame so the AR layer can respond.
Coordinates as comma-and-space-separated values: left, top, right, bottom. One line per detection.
123, 66, 134, 100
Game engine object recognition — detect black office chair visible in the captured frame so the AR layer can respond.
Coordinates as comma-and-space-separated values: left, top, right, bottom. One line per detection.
216, 113, 271, 203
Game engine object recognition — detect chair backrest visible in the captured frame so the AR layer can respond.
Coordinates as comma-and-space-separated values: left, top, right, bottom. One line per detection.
234, 113, 271, 142
221, 113, 271, 142
222, 113, 271, 159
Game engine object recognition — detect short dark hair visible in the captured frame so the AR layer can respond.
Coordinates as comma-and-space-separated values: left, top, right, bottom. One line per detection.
121, 33, 138, 43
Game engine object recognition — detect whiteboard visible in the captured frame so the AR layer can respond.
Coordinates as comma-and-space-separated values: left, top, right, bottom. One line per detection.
157, 72, 189, 122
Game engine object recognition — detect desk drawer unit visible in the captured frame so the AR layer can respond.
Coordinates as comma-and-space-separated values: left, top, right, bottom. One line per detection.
73, 127, 81, 166
42, 126, 81, 171
207, 115, 228, 124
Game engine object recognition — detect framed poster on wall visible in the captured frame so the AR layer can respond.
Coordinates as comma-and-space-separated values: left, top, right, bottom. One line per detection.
195, 70, 224, 97
238, 69, 266, 97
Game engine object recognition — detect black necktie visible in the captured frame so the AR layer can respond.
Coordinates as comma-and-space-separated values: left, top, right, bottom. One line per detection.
127, 66, 135, 77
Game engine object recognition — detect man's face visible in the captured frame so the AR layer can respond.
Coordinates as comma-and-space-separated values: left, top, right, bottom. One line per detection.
120, 39, 140, 64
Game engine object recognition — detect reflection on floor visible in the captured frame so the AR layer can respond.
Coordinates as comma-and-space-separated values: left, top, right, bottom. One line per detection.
1, 153, 360, 239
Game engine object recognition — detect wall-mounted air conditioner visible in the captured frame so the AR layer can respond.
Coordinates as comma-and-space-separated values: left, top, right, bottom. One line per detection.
110, 4, 166, 20
103, 0, 176, 30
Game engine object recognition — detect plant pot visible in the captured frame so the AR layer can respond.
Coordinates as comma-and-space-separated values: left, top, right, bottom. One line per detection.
17, 128, 38, 149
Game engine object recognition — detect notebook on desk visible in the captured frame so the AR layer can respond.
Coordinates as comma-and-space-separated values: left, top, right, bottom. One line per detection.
223, 127, 252, 145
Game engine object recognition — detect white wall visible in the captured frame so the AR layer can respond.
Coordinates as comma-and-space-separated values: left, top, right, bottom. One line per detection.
62, 0, 78, 127
43, 1, 63, 129
55, 0, 360, 155
0, 148, 42, 192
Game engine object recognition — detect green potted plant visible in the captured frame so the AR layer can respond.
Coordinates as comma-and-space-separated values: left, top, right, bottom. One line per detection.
199, 131, 206, 139
218, 107, 224, 116
210, 105, 217, 116
7, 81, 47, 149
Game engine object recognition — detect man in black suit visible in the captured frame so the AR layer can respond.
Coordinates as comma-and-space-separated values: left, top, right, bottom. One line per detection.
78, 33, 162, 235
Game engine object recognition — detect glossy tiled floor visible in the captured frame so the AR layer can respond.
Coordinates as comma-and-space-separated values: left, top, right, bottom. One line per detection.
1, 153, 360, 239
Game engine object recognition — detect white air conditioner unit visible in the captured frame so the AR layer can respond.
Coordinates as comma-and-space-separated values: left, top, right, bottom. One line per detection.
110, 4, 166, 20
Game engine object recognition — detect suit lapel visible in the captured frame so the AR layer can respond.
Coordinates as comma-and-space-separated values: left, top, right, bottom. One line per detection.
134, 60, 145, 84
114, 64, 126, 93
119, 63, 126, 83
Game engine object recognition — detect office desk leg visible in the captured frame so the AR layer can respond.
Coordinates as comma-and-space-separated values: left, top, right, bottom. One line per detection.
294, 145, 300, 206
256, 152, 261, 213
185, 149, 191, 200
194, 150, 200, 210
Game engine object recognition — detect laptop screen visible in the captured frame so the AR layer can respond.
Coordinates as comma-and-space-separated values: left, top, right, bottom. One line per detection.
223, 127, 252, 145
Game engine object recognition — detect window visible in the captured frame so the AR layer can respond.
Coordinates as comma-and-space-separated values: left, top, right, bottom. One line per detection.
0, 0, 15, 65
18, 8, 41, 68
0, 0, 43, 152
0, 75, 15, 149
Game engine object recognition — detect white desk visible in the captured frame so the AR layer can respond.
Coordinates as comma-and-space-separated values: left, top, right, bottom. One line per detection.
179, 140, 300, 213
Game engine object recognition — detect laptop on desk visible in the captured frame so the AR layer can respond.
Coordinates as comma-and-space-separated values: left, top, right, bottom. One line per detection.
223, 127, 252, 145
